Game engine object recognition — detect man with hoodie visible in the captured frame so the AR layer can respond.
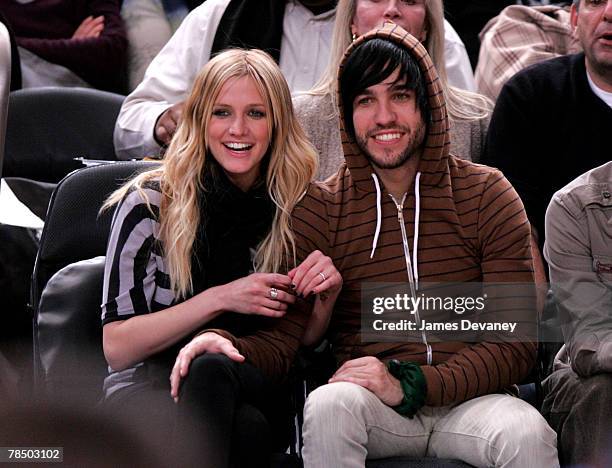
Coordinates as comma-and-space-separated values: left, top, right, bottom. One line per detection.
289, 24, 559, 467
542, 161, 612, 466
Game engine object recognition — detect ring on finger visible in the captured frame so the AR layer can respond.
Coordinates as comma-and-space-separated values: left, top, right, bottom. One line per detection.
269, 287, 279, 299
318, 271, 327, 282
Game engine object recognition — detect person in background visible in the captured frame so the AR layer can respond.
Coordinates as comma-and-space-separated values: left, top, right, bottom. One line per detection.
101, 49, 339, 467
542, 161, 612, 466
294, 0, 492, 181
481, 0, 612, 271
114, 0, 477, 162
0, 0, 127, 92
475, 2, 581, 101
114, 0, 338, 159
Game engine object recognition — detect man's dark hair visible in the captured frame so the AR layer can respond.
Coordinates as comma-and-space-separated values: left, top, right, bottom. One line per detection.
339, 38, 430, 139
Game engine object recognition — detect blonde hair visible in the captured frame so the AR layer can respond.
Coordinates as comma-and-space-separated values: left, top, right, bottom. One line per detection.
105, 49, 318, 298
310, 0, 492, 120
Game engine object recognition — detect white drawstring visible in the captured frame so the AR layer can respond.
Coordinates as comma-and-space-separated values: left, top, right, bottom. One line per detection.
371, 171, 429, 363
413, 172, 421, 290
411, 172, 430, 364
370, 173, 382, 259
370, 171, 421, 274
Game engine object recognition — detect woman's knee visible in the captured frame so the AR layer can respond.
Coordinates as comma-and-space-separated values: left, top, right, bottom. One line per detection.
181, 353, 238, 394
233, 404, 271, 449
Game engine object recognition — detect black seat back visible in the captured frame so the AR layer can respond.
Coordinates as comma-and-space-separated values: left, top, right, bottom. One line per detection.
4, 87, 124, 182
37, 257, 107, 404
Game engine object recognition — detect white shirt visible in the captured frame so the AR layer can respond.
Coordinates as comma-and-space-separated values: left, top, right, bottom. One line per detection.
280, 1, 336, 93
443, 19, 476, 93
587, 70, 612, 110
114, 0, 476, 159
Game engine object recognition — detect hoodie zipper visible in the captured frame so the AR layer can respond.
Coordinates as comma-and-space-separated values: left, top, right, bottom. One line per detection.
389, 193, 433, 366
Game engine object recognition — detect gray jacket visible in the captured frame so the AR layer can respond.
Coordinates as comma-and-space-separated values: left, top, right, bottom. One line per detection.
544, 161, 612, 377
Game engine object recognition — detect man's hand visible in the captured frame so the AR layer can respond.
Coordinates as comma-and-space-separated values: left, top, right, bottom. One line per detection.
155, 101, 185, 146
170, 332, 244, 402
72, 16, 105, 39
329, 356, 404, 407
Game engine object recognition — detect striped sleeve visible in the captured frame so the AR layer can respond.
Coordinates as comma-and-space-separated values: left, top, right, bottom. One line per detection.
209, 184, 332, 383
101, 187, 174, 325
291, 184, 332, 264
421, 171, 537, 406
478, 170, 533, 279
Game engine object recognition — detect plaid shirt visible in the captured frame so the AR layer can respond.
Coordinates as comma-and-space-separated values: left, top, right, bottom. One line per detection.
475, 5, 581, 101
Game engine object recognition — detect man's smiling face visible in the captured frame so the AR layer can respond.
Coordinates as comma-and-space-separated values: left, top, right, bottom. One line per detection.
352, 68, 426, 170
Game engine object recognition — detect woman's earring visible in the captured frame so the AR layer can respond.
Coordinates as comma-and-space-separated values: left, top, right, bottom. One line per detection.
351, 32, 357, 42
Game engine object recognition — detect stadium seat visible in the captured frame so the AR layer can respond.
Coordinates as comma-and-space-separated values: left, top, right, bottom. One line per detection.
4, 87, 125, 183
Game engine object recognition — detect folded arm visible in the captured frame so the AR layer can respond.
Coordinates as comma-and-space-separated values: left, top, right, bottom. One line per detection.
17, 0, 127, 91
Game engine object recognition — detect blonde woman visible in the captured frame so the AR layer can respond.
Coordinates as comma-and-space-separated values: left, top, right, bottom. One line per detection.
100, 49, 340, 467
296, 0, 493, 180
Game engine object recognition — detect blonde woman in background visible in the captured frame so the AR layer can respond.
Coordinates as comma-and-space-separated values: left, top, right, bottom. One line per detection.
100, 49, 339, 468
296, 0, 493, 180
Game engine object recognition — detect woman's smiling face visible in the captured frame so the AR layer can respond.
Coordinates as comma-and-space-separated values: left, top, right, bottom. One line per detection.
207, 75, 271, 191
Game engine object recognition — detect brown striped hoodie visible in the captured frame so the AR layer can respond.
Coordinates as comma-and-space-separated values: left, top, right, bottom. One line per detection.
289, 24, 536, 406
212, 24, 535, 405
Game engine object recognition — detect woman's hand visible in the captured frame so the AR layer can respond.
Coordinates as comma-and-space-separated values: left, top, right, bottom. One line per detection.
218, 272, 296, 317
289, 250, 342, 300
291, 251, 342, 347
170, 332, 243, 402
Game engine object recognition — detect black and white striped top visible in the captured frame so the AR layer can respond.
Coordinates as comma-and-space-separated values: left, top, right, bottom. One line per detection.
100, 175, 279, 395
102, 183, 174, 326
101, 183, 175, 396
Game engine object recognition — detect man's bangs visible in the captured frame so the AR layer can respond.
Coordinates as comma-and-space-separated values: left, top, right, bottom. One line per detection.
340, 39, 429, 138
347, 40, 420, 93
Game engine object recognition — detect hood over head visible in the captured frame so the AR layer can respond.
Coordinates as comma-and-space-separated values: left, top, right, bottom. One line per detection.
337, 22, 450, 191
